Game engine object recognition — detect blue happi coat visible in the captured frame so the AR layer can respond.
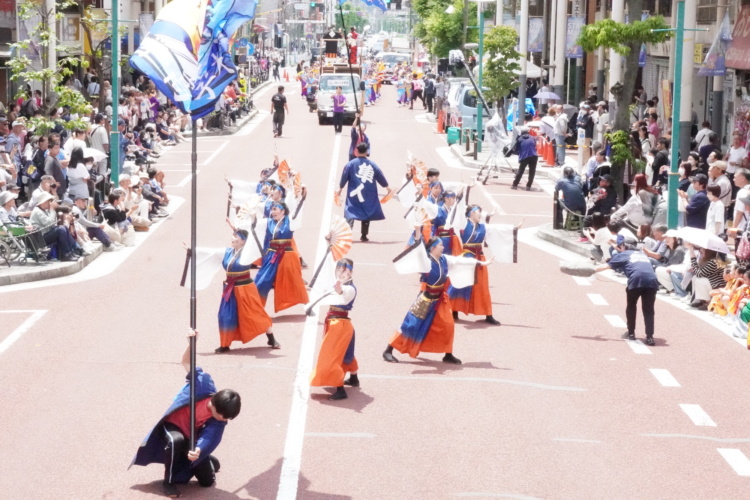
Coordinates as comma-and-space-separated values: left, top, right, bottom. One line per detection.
339, 157, 389, 221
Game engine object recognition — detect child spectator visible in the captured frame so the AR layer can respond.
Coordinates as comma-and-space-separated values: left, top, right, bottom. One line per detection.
706, 185, 725, 235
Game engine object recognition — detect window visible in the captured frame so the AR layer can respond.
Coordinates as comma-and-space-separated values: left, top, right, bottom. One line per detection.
658, 0, 672, 17
697, 1, 717, 24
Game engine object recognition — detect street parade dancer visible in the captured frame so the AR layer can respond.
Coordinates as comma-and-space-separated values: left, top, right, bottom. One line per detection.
433, 190, 463, 255
384, 235, 491, 364
310, 258, 360, 401
254, 201, 309, 312
215, 227, 278, 353
448, 204, 502, 325
131, 330, 241, 498
336, 142, 394, 242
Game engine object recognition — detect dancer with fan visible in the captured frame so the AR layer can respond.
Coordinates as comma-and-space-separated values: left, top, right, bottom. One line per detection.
215, 226, 279, 353
447, 204, 502, 325
254, 201, 309, 312
310, 258, 360, 401
336, 142, 394, 242
384, 236, 491, 364
433, 190, 463, 256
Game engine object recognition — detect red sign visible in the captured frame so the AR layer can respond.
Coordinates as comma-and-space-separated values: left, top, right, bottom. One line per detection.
727, 6, 750, 70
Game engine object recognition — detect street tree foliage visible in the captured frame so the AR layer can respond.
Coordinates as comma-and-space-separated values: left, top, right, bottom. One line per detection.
335, 3, 368, 32
576, 0, 671, 197
412, 0, 476, 58
9, 0, 91, 134
482, 25, 520, 106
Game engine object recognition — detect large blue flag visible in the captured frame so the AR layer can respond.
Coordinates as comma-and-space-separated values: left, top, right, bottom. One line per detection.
130, 0, 256, 119
339, 0, 387, 13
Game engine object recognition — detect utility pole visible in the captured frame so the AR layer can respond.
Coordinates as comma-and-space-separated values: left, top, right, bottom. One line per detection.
45, 0, 56, 100
517, 0, 529, 125
553, 0, 565, 101
711, 4, 726, 144
595, 0, 605, 101
110, 0, 120, 187
667, 1, 685, 230
679, 0, 696, 161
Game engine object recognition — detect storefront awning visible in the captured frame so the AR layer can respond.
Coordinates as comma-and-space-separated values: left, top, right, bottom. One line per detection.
727, 6, 750, 70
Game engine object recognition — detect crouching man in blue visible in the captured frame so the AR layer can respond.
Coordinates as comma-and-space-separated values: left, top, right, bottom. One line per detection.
131, 330, 241, 498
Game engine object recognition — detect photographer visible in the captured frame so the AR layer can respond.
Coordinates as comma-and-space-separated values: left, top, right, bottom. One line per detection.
29, 192, 80, 262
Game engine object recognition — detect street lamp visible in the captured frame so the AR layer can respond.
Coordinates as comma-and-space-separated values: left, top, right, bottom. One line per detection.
469, 0, 493, 153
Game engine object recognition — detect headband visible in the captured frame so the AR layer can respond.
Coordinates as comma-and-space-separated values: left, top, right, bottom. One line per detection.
337, 262, 353, 271
430, 181, 443, 189
273, 184, 284, 192
272, 202, 285, 211
470, 206, 481, 214
443, 192, 456, 198
427, 239, 442, 250
235, 231, 248, 241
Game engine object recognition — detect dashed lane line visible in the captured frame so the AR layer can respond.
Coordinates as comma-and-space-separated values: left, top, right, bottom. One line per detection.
604, 314, 626, 328
587, 293, 608, 306
679, 404, 717, 427
649, 368, 681, 387
718, 449, 750, 476
0, 310, 47, 356
625, 339, 652, 355
572, 276, 592, 286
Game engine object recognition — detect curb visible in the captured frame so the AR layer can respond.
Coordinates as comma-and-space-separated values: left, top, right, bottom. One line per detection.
0, 242, 104, 287
536, 223, 591, 259
197, 80, 274, 137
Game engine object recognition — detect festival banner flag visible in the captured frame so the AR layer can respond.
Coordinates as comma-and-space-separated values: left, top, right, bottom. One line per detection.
565, 16, 585, 58
698, 11, 732, 77
528, 17, 544, 53
338, 0, 387, 12
129, 0, 257, 119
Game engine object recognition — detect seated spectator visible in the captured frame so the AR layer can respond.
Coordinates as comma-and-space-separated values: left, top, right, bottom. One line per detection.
0, 190, 25, 224
119, 176, 151, 231
582, 212, 611, 263
708, 264, 745, 316
584, 149, 607, 194
148, 168, 170, 206
590, 174, 617, 215
29, 192, 80, 261
656, 236, 692, 296
681, 173, 710, 229
71, 195, 118, 251
687, 245, 727, 310
636, 224, 657, 252
612, 173, 666, 227
555, 166, 586, 215
705, 185, 725, 236
101, 192, 138, 244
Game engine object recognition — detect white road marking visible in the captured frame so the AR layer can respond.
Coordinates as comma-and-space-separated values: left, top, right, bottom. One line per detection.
680, 404, 717, 427
649, 368, 681, 387
717, 449, 750, 476
414, 113, 431, 124
171, 172, 199, 188
644, 434, 750, 443
0, 310, 47, 355
202, 140, 229, 165
587, 293, 608, 306
625, 339, 652, 355
604, 314, 626, 328
572, 276, 591, 286
453, 493, 542, 500
276, 133, 341, 500
305, 432, 376, 438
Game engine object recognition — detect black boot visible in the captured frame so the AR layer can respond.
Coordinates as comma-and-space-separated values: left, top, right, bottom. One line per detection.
452, 311, 458, 320
344, 373, 360, 387
267, 333, 280, 349
209, 455, 221, 473
329, 386, 348, 400
484, 315, 501, 325
382, 344, 398, 363
360, 220, 370, 242
214, 346, 230, 354
442, 353, 462, 364
162, 482, 181, 498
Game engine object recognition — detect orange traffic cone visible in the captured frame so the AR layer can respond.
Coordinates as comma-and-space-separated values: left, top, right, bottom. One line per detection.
284, 70, 289, 82
437, 110, 445, 133
545, 139, 555, 166
536, 137, 545, 157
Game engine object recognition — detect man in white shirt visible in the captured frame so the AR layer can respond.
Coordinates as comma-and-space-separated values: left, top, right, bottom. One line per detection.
63, 128, 87, 158
88, 114, 109, 176
707, 160, 732, 213
553, 105, 569, 167
732, 169, 750, 231
694, 121, 713, 149
727, 133, 747, 176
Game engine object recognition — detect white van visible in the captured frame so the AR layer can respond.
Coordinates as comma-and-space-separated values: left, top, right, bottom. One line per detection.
317, 73, 361, 125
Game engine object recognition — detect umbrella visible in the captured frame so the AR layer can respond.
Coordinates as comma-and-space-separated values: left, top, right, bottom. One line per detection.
677, 227, 730, 254
525, 120, 544, 128
535, 91, 561, 101
82, 148, 107, 162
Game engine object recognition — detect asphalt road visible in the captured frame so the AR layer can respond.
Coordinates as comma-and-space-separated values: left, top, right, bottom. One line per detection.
1, 83, 749, 500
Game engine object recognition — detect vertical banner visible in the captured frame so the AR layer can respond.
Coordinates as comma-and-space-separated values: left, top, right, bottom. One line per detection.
528, 17, 544, 53
639, 12, 648, 67
698, 10, 731, 77
662, 80, 672, 119
138, 12, 154, 43
565, 16, 585, 58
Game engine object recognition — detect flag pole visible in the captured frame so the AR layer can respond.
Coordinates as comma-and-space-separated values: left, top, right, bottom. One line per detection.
189, 120, 198, 450
336, 3, 363, 139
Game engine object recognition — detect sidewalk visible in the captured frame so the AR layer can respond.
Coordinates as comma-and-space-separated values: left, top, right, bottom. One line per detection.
197, 79, 275, 137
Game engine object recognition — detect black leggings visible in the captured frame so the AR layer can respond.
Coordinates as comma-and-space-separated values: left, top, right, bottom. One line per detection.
625, 287, 656, 339
410, 89, 424, 108
163, 423, 215, 486
333, 112, 344, 133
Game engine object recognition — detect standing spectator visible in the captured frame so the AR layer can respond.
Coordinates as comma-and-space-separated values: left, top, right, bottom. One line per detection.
554, 104, 569, 167
424, 74, 436, 114
650, 138, 670, 187
727, 132, 747, 180
681, 173, 710, 228
434, 76, 445, 118
5, 121, 25, 172
705, 185, 725, 236
63, 128, 87, 158
88, 114, 109, 176
272, 58, 281, 81
511, 127, 538, 191
66, 148, 93, 201
331, 86, 346, 135
699, 132, 720, 165
634, 86, 647, 121
647, 113, 661, 139
707, 160, 732, 213
271, 85, 288, 138
595, 234, 658, 345
87, 76, 100, 97
731, 169, 750, 232
694, 121, 713, 149
44, 140, 66, 200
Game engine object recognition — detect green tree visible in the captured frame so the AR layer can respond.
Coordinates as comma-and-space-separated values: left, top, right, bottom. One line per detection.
335, 3, 368, 33
9, 0, 91, 133
482, 25, 520, 106
412, 0, 475, 58
576, 0, 671, 196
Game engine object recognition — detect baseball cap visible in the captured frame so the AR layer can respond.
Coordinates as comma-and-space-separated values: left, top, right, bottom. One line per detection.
616, 234, 637, 248
11, 121, 23, 127
664, 229, 679, 238
601, 174, 614, 184
117, 118, 127, 127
